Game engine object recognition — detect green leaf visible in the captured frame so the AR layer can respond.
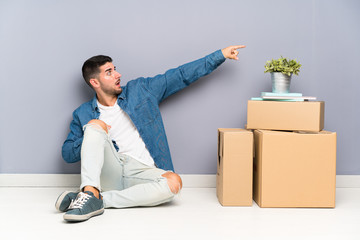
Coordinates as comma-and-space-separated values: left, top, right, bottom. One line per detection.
264, 56, 301, 77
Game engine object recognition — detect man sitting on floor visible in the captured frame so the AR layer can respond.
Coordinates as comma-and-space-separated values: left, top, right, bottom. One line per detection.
56, 45, 245, 222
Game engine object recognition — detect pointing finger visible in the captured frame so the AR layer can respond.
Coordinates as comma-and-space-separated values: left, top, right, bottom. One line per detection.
233, 45, 246, 50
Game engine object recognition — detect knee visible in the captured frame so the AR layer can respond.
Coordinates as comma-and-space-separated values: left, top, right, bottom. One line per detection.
87, 119, 108, 133
162, 172, 182, 194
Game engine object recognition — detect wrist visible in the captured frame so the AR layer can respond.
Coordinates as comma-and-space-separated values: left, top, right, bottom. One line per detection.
221, 48, 227, 59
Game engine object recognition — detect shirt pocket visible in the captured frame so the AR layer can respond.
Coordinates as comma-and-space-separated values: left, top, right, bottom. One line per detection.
134, 100, 159, 125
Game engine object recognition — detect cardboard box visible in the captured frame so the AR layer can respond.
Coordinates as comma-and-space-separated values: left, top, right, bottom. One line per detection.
247, 101, 325, 132
253, 129, 336, 208
217, 128, 253, 206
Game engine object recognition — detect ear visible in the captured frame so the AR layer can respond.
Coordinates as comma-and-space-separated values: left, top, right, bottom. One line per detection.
89, 78, 100, 89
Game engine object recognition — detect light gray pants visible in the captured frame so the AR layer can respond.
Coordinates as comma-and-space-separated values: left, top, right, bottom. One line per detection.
80, 124, 175, 208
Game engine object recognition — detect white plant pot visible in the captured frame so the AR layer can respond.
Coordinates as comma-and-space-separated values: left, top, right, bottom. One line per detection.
271, 72, 292, 93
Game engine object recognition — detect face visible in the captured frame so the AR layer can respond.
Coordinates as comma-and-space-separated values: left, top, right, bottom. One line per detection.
91, 62, 122, 96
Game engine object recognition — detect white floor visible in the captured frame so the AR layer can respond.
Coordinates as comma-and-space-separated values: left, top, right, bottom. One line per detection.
0, 187, 360, 240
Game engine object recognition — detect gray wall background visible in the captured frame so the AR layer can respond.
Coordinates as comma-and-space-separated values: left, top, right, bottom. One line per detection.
0, 0, 359, 174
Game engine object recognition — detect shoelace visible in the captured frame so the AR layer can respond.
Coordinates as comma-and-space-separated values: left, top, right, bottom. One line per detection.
68, 192, 91, 209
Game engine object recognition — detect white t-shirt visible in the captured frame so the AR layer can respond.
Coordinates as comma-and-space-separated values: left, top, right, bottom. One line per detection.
97, 101, 155, 167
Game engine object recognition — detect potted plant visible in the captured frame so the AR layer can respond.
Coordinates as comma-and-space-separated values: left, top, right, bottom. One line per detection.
264, 56, 301, 93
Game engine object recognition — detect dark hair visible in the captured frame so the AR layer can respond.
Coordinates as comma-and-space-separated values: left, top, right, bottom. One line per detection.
82, 55, 112, 87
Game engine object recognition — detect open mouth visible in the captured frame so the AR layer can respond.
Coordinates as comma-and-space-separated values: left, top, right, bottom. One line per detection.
115, 80, 120, 86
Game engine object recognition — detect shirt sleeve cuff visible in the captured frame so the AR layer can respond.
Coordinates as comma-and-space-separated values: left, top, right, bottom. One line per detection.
212, 49, 226, 64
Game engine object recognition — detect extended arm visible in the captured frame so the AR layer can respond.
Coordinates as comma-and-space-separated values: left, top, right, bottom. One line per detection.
141, 45, 245, 103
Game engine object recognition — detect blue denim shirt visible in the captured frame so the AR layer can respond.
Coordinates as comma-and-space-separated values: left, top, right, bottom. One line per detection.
62, 50, 225, 171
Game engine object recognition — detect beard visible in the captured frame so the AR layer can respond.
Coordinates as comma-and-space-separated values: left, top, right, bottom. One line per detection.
100, 84, 122, 97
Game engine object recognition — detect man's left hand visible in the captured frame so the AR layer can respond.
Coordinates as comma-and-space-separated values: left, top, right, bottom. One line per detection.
222, 45, 246, 60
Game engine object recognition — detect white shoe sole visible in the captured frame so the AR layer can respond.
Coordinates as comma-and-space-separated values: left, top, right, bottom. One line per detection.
63, 208, 105, 222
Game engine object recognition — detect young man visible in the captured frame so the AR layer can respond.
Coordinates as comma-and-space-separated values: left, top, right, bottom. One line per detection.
56, 45, 245, 222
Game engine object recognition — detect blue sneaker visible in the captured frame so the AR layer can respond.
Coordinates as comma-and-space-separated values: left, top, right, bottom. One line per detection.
55, 191, 79, 212
63, 191, 104, 222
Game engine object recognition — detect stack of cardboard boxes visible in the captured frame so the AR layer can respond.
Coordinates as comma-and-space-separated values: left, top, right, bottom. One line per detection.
217, 100, 336, 208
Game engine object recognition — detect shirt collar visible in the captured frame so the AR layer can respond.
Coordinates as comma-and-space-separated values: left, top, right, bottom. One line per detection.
91, 94, 98, 111
118, 86, 126, 100
91, 90, 126, 111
